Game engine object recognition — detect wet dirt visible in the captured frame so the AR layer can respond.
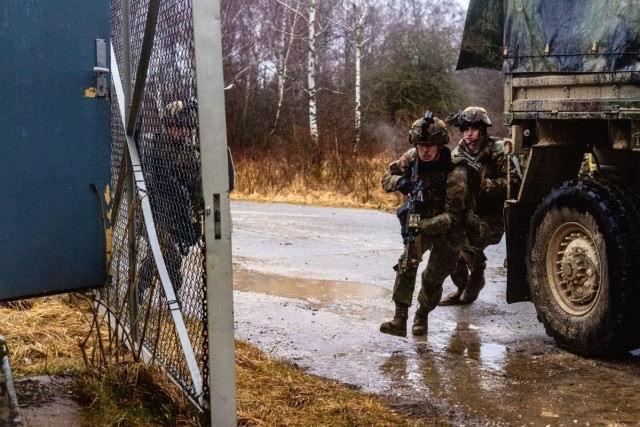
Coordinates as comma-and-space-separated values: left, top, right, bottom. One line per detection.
232, 201, 640, 426
15, 375, 83, 427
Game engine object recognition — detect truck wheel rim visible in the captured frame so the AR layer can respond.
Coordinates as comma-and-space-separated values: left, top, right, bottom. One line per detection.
546, 221, 601, 316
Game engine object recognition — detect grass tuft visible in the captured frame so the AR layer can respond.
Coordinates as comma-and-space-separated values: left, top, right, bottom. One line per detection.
73, 362, 201, 426
0, 147, 439, 425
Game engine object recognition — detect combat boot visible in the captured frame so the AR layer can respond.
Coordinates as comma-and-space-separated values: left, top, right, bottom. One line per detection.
438, 290, 463, 306
380, 303, 408, 337
459, 270, 486, 304
411, 304, 428, 336
440, 257, 468, 306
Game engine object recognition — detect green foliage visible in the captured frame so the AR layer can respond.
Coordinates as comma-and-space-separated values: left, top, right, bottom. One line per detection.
369, 25, 461, 121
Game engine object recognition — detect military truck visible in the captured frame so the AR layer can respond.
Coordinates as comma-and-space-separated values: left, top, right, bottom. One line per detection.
458, 0, 640, 357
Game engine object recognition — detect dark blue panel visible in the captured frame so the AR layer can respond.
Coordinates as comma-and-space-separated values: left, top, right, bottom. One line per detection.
0, 0, 110, 300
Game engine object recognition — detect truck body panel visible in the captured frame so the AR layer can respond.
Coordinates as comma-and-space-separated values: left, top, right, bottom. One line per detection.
459, 0, 640, 73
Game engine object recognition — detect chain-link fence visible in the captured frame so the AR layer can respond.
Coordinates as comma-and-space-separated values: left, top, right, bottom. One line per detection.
95, 0, 210, 411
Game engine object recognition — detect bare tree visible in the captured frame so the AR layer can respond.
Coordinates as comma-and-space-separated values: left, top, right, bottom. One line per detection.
275, 0, 330, 152
333, 0, 369, 153
352, 2, 368, 154
307, 0, 319, 148
219, 0, 472, 152
271, 1, 301, 135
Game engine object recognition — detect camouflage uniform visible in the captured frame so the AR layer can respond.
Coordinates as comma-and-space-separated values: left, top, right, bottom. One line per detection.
135, 101, 202, 298
442, 136, 518, 304
381, 145, 475, 335
138, 131, 202, 254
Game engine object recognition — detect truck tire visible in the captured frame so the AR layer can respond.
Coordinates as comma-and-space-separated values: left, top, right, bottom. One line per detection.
528, 179, 640, 357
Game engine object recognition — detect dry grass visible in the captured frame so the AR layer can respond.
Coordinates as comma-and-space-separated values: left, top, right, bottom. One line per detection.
0, 296, 436, 426
0, 296, 88, 376
232, 150, 403, 212
236, 340, 430, 427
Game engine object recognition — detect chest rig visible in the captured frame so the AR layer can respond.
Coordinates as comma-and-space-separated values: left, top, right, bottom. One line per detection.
414, 150, 452, 219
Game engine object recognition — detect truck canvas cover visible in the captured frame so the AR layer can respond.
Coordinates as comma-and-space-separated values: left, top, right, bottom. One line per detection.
457, 0, 640, 73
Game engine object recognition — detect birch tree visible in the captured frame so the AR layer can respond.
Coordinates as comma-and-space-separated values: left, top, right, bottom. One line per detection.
334, 0, 370, 154
307, 0, 319, 149
352, 2, 368, 154
271, 1, 301, 135
276, 0, 328, 152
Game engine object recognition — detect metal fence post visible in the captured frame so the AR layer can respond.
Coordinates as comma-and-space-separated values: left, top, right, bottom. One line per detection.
192, 0, 237, 424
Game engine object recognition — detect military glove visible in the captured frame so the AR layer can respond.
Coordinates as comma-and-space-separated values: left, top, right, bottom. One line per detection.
395, 176, 411, 195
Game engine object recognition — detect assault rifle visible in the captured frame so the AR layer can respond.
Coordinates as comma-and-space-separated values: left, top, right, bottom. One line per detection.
400, 155, 424, 269
398, 111, 436, 269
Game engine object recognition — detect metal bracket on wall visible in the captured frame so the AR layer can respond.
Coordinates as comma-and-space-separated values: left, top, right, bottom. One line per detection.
94, 39, 109, 97
632, 133, 640, 151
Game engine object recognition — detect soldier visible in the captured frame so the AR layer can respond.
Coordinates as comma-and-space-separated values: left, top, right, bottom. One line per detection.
439, 106, 520, 306
137, 98, 202, 296
380, 114, 477, 337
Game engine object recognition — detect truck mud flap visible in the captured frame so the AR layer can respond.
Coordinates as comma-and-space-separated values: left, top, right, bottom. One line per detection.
505, 200, 536, 303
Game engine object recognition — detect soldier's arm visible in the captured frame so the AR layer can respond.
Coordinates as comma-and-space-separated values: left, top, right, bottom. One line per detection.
381, 148, 416, 193
481, 151, 509, 199
418, 167, 468, 235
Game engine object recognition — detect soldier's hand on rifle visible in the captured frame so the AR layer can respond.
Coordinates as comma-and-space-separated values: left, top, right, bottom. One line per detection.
395, 176, 411, 195
399, 153, 412, 169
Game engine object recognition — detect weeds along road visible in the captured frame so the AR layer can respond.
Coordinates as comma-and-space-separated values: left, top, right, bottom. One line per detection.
231, 201, 640, 426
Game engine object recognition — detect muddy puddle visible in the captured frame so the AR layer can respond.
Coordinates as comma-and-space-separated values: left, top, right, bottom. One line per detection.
232, 202, 640, 426
234, 267, 640, 426
234, 268, 388, 306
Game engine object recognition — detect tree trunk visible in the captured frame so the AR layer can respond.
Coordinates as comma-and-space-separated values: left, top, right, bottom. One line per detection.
353, 2, 368, 155
271, 1, 300, 136
307, 0, 319, 149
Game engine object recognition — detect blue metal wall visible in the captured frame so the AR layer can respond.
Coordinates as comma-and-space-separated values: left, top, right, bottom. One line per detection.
0, 1, 111, 300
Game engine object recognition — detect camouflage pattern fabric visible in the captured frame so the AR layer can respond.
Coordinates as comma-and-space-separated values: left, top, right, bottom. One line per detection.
449, 135, 521, 291
505, 0, 640, 73
452, 136, 516, 218
382, 148, 472, 313
392, 229, 467, 312
456, 0, 504, 71
458, 0, 640, 73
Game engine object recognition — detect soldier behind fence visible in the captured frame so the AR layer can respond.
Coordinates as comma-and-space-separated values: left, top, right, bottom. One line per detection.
137, 98, 203, 296
379, 114, 477, 337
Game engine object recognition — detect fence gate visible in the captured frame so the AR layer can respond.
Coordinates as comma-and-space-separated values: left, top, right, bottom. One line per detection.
102, 0, 235, 423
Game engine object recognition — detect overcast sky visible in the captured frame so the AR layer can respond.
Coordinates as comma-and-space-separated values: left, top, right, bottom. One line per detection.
457, 0, 469, 10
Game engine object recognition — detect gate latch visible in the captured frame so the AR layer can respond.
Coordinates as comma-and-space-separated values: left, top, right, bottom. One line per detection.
94, 39, 109, 97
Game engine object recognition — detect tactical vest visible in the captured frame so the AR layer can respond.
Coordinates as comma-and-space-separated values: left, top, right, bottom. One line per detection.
414, 150, 452, 220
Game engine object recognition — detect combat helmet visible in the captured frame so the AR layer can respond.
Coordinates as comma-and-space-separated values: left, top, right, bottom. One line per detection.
456, 106, 492, 130
408, 112, 450, 146
163, 97, 198, 128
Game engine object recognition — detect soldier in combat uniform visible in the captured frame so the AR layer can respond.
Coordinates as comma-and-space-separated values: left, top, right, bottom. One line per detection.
136, 98, 202, 297
440, 106, 519, 306
380, 115, 477, 337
